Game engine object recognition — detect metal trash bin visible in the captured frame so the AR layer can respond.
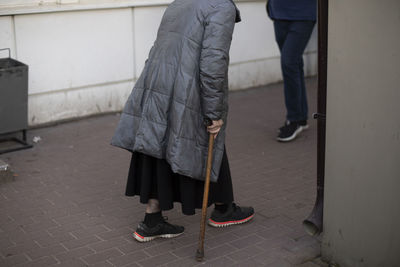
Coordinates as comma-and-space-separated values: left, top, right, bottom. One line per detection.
0, 48, 32, 154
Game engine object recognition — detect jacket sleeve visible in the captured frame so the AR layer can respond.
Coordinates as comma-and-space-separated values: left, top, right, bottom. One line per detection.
199, 3, 236, 121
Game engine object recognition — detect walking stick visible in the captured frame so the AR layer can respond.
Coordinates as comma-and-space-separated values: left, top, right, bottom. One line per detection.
196, 121, 215, 262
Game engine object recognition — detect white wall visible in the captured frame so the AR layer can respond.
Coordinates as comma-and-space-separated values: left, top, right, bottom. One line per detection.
15, 9, 135, 124
0, 0, 317, 125
322, 0, 400, 266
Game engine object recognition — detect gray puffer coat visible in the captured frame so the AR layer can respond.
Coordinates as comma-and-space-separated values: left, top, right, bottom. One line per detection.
111, 0, 240, 182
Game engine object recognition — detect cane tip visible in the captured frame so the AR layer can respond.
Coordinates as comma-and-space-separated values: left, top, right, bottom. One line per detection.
195, 249, 204, 262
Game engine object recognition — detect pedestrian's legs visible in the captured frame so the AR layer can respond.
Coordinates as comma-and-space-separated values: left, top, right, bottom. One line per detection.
145, 199, 160, 213
134, 199, 184, 242
143, 199, 163, 229
273, 20, 290, 51
208, 149, 254, 227
277, 20, 315, 122
209, 148, 234, 205
299, 59, 309, 120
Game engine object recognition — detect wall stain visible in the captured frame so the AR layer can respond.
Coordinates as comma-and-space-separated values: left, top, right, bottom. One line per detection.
338, 229, 344, 240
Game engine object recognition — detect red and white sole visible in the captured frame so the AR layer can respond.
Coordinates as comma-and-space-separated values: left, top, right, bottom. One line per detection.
133, 232, 183, 242
208, 214, 255, 228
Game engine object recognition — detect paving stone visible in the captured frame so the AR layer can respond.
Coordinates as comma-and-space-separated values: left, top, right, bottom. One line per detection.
137, 252, 178, 267
164, 256, 201, 267
0, 253, 30, 267
26, 243, 67, 260
95, 227, 133, 240
283, 246, 320, 265
70, 224, 110, 238
0, 238, 15, 251
264, 258, 293, 267
81, 248, 124, 265
143, 239, 185, 257
229, 234, 264, 249
61, 235, 102, 250
226, 245, 264, 262
257, 236, 293, 252
203, 256, 236, 266
298, 262, 321, 267
170, 244, 198, 258
0, 160, 13, 184
88, 261, 114, 267
249, 249, 282, 266
47, 223, 83, 236
54, 247, 95, 262
117, 240, 155, 254
108, 251, 149, 267
54, 213, 91, 226
174, 233, 198, 246
54, 258, 88, 267
310, 257, 331, 267
204, 231, 240, 249
0, 78, 320, 267
118, 263, 141, 267
18, 256, 58, 267
88, 237, 130, 252
201, 243, 238, 261
35, 232, 76, 247
231, 257, 268, 267
1, 240, 41, 258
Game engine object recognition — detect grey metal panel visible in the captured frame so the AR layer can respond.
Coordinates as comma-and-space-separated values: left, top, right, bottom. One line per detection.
0, 57, 29, 134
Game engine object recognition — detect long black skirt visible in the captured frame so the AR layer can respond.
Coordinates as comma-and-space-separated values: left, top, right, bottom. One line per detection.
125, 149, 234, 215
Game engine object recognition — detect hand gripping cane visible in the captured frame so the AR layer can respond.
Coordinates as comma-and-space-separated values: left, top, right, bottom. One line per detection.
196, 119, 215, 262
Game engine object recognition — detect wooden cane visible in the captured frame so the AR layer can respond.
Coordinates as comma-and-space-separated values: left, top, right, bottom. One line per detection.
195, 131, 215, 262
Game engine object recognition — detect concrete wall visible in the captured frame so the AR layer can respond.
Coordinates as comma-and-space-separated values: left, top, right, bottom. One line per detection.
322, 1, 400, 266
0, 0, 317, 125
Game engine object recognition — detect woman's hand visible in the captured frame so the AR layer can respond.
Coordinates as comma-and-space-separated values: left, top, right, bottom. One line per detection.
207, 119, 224, 138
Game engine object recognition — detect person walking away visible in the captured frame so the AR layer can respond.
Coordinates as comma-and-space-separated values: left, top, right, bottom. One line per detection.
111, 0, 255, 242
267, 0, 317, 142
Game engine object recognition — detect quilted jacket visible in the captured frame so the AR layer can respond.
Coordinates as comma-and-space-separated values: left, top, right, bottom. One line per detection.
111, 0, 240, 182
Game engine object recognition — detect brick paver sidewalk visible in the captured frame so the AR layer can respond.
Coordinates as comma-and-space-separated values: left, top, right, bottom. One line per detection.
0, 78, 325, 266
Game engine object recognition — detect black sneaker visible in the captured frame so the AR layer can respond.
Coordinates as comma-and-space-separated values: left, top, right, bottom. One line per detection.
278, 120, 308, 133
208, 203, 255, 228
299, 120, 309, 130
277, 120, 308, 142
133, 218, 184, 242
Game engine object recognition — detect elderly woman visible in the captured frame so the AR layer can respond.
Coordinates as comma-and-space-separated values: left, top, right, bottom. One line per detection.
112, 0, 254, 242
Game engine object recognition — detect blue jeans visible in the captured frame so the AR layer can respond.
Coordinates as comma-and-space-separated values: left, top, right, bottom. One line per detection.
274, 20, 316, 122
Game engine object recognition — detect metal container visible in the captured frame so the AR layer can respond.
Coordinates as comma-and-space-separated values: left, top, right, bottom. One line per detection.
0, 48, 31, 154
0, 48, 29, 134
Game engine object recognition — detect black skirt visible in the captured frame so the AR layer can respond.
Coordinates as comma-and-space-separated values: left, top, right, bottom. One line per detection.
125, 148, 234, 215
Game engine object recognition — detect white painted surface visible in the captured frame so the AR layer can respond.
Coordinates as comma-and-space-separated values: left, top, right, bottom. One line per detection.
323, 0, 400, 266
0, 1, 317, 125
14, 9, 134, 95
229, 57, 281, 90
231, 1, 279, 64
0, 0, 55, 7
0, 16, 16, 58
57, 0, 79, 3
28, 81, 133, 124
0, 0, 173, 15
